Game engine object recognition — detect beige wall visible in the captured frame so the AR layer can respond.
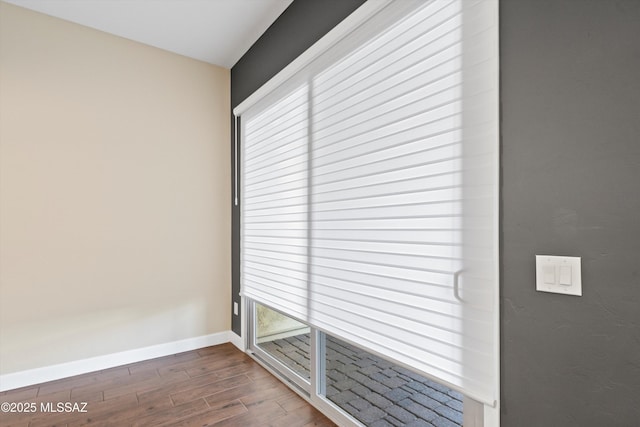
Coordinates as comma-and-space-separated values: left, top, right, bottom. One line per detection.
0, 2, 231, 375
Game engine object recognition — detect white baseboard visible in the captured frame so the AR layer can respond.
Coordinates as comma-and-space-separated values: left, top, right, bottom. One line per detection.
0, 330, 238, 392
228, 331, 244, 352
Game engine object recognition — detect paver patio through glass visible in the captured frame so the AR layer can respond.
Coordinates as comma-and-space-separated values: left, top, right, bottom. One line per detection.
260, 333, 463, 427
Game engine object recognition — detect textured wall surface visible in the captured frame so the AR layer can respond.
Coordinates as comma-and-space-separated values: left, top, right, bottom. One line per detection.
501, 0, 640, 425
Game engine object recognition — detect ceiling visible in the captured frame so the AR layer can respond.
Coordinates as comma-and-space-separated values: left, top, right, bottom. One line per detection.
3, 0, 294, 68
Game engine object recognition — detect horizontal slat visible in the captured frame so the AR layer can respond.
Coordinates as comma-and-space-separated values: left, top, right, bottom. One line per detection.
244, 257, 306, 276
310, 237, 458, 258
311, 245, 458, 269
312, 178, 460, 205
244, 182, 306, 200
310, 189, 461, 211
243, 267, 307, 289
242, 277, 308, 299
311, 202, 462, 220
314, 217, 459, 230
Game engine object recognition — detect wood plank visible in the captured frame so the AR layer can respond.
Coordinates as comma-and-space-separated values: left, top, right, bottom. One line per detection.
170, 375, 252, 406
204, 399, 287, 427
101, 370, 188, 400
132, 398, 209, 427
203, 376, 287, 407
136, 371, 222, 406
0, 386, 38, 401
158, 399, 248, 427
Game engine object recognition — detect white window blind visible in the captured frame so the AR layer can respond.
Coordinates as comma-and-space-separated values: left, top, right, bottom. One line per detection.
242, 84, 310, 320
240, 0, 498, 405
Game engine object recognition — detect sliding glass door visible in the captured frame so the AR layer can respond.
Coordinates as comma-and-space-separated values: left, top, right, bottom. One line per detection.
247, 299, 467, 427
248, 302, 311, 392
238, 0, 499, 425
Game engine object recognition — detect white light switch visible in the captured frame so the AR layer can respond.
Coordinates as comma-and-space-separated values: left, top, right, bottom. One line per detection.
559, 265, 572, 285
536, 255, 582, 296
543, 265, 556, 284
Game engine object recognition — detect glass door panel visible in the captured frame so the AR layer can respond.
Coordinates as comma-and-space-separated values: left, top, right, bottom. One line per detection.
252, 302, 311, 383
246, 300, 480, 426
322, 333, 464, 427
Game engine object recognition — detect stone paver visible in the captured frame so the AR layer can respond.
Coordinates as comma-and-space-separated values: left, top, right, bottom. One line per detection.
259, 333, 463, 426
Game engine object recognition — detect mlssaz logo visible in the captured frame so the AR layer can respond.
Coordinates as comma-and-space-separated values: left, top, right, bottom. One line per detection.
40, 402, 88, 413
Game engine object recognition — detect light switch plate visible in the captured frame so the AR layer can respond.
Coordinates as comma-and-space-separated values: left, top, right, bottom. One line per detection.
536, 255, 582, 296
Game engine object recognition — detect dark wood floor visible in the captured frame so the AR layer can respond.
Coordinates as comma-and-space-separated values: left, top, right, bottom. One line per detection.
0, 343, 336, 427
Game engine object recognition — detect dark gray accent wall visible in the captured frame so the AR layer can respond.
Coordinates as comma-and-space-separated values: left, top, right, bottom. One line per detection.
231, 0, 640, 424
230, 0, 366, 335
501, 0, 640, 426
